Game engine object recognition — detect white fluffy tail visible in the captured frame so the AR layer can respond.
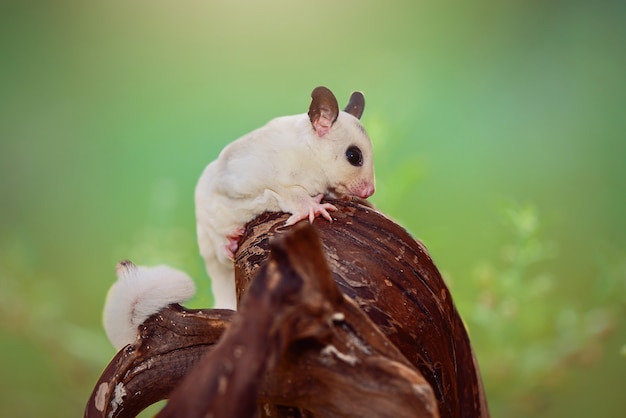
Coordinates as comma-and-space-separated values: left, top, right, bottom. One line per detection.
103, 260, 196, 350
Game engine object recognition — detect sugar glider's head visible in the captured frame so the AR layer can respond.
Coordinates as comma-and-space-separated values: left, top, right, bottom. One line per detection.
307, 86, 375, 199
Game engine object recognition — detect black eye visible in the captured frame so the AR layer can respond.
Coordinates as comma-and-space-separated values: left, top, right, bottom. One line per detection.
345, 146, 363, 167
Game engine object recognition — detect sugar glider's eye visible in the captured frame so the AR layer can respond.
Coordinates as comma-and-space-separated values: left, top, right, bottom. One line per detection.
345, 146, 363, 167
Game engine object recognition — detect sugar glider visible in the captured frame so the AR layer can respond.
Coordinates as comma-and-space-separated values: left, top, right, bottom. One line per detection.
195, 86, 375, 309
102, 259, 196, 350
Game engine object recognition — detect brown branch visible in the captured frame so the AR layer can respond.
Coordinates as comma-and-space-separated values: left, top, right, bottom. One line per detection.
159, 222, 437, 418
84, 198, 489, 418
236, 198, 489, 418
84, 307, 234, 418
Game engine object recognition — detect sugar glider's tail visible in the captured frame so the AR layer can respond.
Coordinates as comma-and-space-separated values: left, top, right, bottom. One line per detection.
103, 260, 196, 350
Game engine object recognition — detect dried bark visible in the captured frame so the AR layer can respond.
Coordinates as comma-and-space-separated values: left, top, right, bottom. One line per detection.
158, 223, 436, 418
235, 198, 489, 418
83, 307, 234, 418
84, 198, 489, 418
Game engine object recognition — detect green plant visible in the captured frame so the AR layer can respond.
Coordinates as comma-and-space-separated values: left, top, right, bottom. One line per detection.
466, 203, 623, 416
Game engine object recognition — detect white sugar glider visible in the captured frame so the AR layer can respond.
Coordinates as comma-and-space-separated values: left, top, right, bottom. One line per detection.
103, 259, 196, 350
195, 86, 375, 310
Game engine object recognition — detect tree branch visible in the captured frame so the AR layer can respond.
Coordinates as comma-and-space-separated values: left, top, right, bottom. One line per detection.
84, 198, 489, 418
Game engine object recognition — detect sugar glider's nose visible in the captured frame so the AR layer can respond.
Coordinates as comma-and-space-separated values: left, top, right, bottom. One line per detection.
360, 183, 375, 199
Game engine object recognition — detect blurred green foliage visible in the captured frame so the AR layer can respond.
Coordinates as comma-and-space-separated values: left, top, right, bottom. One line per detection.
1, 1, 624, 416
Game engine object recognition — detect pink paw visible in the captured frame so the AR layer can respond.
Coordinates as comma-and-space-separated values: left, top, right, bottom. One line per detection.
223, 226, 245, 260
285, 194, 337, 226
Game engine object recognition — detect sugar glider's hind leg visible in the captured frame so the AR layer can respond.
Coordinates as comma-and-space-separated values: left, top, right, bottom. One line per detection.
201, 248, 238, 310
196, 217, 238, 309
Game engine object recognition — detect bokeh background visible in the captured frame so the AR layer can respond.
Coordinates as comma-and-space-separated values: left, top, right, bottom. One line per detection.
1, 0, 624, 416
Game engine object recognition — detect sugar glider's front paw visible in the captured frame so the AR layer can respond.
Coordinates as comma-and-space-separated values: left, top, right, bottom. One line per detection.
285, 194, 337, 226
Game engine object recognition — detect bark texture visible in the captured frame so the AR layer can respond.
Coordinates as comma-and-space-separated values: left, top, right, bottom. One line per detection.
84, 198, 489, 418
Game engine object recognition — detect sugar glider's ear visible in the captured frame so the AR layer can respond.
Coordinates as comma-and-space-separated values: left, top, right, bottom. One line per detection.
308, 86, 339, 137
344, 91, 365, 120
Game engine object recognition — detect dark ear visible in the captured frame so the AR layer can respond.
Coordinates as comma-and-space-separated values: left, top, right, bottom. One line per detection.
308, 86, 339, 137
344, 91, 365, 120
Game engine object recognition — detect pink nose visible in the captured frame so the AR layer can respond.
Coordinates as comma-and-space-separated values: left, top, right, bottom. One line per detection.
360, 183, 375, 199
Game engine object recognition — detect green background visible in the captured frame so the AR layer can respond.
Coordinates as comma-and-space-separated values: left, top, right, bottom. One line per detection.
1, 1, 624, 416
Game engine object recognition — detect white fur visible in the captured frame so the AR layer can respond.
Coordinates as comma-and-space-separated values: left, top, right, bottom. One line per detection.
103, 260, 196, 350
196, 108, 375, 310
